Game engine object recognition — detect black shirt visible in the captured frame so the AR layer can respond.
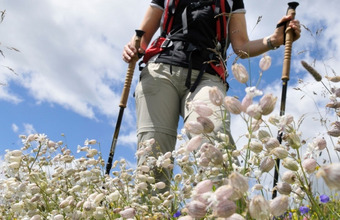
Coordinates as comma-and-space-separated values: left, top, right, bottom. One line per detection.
149, 0, 245, 74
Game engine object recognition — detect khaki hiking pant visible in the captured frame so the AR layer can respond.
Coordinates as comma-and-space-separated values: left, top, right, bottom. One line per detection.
134, 62, 234, 187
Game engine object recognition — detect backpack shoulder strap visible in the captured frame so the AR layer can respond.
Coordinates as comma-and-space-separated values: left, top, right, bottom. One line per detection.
162, 0, 180, 35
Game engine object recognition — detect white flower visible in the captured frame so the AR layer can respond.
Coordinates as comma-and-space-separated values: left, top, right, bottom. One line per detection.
245, 86, 263, 98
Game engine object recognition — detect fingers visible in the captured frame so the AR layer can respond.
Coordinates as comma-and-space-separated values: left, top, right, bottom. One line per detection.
289, 20, 301, 40
276, 15, 301, 42
122, 42, 137, 63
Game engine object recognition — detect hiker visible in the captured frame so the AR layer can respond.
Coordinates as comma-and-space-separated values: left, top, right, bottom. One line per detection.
122, 0, 301, 187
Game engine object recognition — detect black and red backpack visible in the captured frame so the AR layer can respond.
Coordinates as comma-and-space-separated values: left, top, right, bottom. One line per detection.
141, 0, 232, 92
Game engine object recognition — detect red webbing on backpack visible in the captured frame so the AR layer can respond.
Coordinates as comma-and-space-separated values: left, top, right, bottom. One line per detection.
162, 0, 180, 34
143, 0, 179, 64
211, 0, 227, 81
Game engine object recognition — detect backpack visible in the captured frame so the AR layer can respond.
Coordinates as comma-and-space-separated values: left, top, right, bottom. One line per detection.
141, 0, 231, 92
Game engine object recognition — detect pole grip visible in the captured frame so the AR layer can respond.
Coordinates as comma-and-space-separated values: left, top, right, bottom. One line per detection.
281, 2, 299, 81
119, 30, 144, 108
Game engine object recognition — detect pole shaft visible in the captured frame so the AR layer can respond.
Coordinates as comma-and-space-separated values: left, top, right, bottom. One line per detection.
272, 2, 298, 199
105, 30, 145, 175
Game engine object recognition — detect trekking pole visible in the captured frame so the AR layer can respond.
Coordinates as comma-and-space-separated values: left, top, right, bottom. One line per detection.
272, 2, 299, 199
105, 29, 145, 175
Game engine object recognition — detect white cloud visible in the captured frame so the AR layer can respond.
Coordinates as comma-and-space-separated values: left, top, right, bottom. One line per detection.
11, 123, 18, 133
1, 0, 149, 122
23, 123, 36, 136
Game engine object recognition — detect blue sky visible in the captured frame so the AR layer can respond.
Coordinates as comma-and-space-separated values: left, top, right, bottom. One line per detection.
1, 0, 340, 168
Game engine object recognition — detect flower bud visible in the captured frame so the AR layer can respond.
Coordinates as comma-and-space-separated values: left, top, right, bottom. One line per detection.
270, 195, 289, 217
246, 104, 262, 120
282, 171, 297, 184
229, 172, 249, 195
212, 199, 236, 218
264, 137, 280, 151
197, 116, 214, 133
137, 182, 148, 191
257, 130, 271, 142
241, 94, 253, 112
186, 200, 207, 218
314, 137, 327, 151
275, 182, 292, 195
302, 158, 317, 174
224, 96, 242, 114
209, 86, 224, 106
232, 63, 249, 83
259, 93, 277, 115
83, 201, 95, 212
186, 135, 202, 152
249, 141, 263, 154
271, 147, 289, 159
200, 143, 223, 165
184, 121, 204, 134
226, 213, 246, 220
282, 158, 299, 171
216, 131, 230, 144
287, 133, 301, 149
119, 208, 135, 219
8, 150, 23, 157
194, 104, 214, 117
194, 179, 213, 195
11, 202, 24, 212
259, 54, 272, 71
316, 163, 340, 190
325, 75, 340, 82
154, 182, 166, 190
327, 121, 340, 137
214, 185, 234, 201
260, 156, 275, 173
249, 195, 270, 220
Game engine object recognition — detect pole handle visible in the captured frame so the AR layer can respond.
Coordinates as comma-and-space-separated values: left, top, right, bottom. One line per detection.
281, 2, 299, 81
119, 30, 145, 108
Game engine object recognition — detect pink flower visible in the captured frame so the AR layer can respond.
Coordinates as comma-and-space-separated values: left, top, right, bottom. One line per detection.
193, 179, 213, 195
241, 94, 253, 112
259, 93, 277, 115
209, 86, 225, 106
259, 54, 272, 71
186, 135, 202, 152
246, 104, 262, 120
119, 207, 135, 218
197, 116, 215, 133
186, 200, 207, 218
224, 96, 242, 114
184, 121, 204, 134
193, 104, 214, 117
314, 137, 327, 151
232, 63, 249, 83
212, 198, 236, 218
302, 158, 317, 174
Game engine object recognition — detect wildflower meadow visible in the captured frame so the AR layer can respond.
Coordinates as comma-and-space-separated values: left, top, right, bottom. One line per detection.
1, 9, 340, 220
